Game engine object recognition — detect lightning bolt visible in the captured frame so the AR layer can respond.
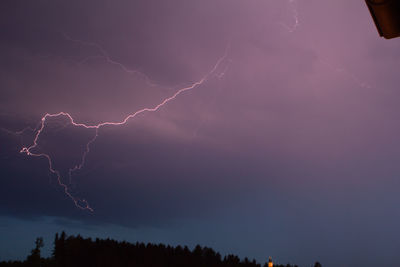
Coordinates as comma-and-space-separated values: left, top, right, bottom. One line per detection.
1, 125, 37, 136
277, 1, 372, 91
317, 55, 373, 90
62, 33, 161, 87
280, 0, 300, 33
19, 44, 230, 211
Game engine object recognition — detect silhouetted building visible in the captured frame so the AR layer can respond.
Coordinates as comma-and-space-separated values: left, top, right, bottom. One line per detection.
365, 0, 400, 39
268, 256, 273, 267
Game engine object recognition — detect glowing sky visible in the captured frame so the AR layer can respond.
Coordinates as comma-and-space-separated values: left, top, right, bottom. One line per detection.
1, 1, 400, 266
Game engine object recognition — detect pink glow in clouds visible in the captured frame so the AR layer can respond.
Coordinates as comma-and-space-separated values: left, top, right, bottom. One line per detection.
19, 44, 229, 211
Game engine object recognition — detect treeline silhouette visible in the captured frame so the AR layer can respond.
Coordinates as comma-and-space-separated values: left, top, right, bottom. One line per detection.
0, 232, 320, 267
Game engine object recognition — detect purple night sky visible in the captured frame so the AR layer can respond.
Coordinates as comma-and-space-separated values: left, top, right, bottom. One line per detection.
1, 0, 400, 266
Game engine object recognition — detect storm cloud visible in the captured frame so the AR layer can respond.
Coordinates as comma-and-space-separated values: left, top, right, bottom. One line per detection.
1, 0, 400, 266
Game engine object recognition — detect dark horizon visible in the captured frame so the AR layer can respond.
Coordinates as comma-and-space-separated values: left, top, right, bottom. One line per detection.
1, 231, 309, 267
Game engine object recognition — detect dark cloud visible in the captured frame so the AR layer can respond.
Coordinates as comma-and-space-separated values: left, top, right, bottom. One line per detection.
0, 115, 264, 227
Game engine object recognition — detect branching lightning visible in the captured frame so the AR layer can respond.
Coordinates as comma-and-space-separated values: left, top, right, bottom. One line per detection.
6, 0, 371, 213
63, 33, 161, 87
278, 0, 372, 90
4, 1, 300, 211
18, 43, 230, 211
317, 55, 373, 90
280, 0, 300, 33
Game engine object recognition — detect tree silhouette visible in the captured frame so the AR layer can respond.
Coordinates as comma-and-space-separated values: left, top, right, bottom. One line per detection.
0, 232, 310, 267
26, 237, 44, 267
